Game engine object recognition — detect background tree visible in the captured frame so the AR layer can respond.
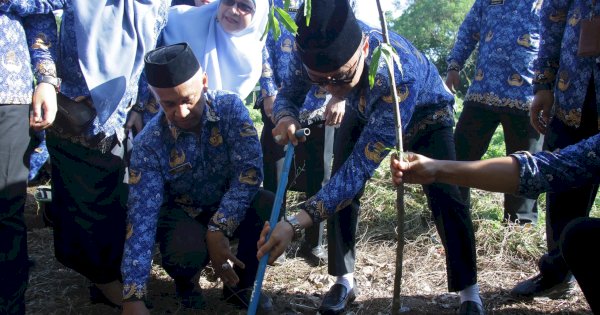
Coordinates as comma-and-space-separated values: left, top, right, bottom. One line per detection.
391, 0, 475, 96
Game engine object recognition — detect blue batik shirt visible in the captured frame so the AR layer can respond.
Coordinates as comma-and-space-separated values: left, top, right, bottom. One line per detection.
533, 0, 600, 129
0, 1, 62, 105
122, 90, 263, 300
273, 22, 455, 223
54, 2, 168, 149
259, 0, 329, 125
29, 130, 49, 181
512, 133, 600, 198
447, 0, 542, 113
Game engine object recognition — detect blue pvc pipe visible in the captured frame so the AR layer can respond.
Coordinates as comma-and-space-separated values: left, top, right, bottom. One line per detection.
247, 128, 309, 315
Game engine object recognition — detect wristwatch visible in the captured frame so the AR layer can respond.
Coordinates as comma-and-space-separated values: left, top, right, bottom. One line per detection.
39, 75, 62, 93
284, 216, 304, 241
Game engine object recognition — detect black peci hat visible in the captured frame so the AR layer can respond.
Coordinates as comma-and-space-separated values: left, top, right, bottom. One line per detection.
295, 0, 363, 72
144, 42, 200, 88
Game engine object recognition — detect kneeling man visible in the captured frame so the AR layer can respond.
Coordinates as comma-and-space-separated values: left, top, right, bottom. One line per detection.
121, 43, 273, 313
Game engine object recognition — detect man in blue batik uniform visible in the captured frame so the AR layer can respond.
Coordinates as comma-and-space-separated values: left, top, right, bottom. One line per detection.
122, 43, 273, 314
510, 0, 600, 301
446, 0, 544, 225
0, 1, 60, 313
257, 1, 484, 314
391, 127, 600, 314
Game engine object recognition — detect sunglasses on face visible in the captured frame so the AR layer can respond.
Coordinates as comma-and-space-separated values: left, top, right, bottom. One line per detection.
221, 0, 255, 14
303, 37, 366, 86
305, 50, 363, 86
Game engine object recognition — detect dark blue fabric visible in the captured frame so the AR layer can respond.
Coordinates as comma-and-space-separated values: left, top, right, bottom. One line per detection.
539, 79, 598, 280
0, 105, 31, 315
560, 217, 600, 313
47, 134, 128, 284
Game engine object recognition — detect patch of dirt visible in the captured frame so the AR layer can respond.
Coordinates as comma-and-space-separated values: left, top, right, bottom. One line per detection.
23, 187, 593, 315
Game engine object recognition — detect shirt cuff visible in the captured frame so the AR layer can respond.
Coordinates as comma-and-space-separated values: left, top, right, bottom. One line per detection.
131, 103, 145, 113
273, 110, 298, 125
209, 213, 237, 238
446, 60, 461, 72
302, 196, 327, 224
123, 283, 147, 302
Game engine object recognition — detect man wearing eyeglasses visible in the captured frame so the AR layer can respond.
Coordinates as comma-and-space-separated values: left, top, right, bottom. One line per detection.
258, 0, 484, 314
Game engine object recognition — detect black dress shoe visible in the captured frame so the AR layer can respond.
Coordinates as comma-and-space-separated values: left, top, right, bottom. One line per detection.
457, 301, 485, 315
510, 273, 575, 300
318, 283, 357, 315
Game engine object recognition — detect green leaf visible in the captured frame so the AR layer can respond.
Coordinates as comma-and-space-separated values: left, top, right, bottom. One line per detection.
274, 7, 298, 35
269, 6, 281, 41
380, 43, 403, 77
284, 0, 291, 11
369, 46, 382, 88
304, 0, 311, 26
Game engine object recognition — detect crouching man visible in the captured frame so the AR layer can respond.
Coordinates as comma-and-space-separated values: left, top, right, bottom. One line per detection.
121, 43, 273, 314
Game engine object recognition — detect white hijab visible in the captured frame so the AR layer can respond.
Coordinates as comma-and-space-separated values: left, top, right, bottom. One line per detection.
162, 0, 268, 99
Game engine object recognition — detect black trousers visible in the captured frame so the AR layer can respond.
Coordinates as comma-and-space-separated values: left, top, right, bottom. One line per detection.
258, 102, 325, 248
157, 190, 274, 292
454, 102, 542, 224
46, 135, 128, 284
539, 79, 599, 282
328, 108, 477, 292
0, 105, 31, 315
560, 217, 600, 314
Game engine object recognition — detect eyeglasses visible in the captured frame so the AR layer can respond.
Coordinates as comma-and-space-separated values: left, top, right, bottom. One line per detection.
221, 0, 255, 15
303, 39, 365, 86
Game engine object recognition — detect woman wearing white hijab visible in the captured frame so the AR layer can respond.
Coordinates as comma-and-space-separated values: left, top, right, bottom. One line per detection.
161, 0, 268, 99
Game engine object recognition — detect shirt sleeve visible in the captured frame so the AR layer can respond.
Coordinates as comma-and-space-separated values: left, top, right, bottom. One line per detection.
0, 0, 64, 15
209, 96, 263, 237
303, 67, 418, 223
122, 140, 165, 301
511, 133, 600, 199
272, 65, 311, 123
532, 0, 568, 91
259, 38, 278, 98
23, 12, 58, 83
446, 0, 482, 70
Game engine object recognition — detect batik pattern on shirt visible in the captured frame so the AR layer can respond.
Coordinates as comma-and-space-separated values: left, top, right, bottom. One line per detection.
259, 0, 328, 125
447, 0, 542, 112
512, 132, 600, 199
0, 0, 61, 104
273, 22, 455, 223
533, 0, 600, 128
122, 90, 262, 300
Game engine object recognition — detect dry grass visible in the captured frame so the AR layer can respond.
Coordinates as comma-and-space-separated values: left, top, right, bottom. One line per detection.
23, 162, 595, 314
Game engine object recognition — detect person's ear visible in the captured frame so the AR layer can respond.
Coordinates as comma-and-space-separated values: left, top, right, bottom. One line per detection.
202, 72, 209, 91
362, 36, 370, 55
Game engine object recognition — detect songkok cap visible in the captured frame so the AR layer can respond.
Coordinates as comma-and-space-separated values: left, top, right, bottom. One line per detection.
295, 0, 363, 72
144, 42, 200, 88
